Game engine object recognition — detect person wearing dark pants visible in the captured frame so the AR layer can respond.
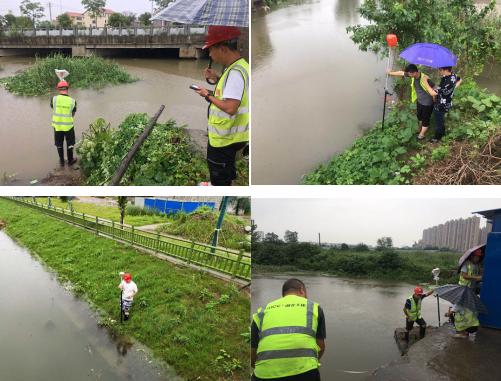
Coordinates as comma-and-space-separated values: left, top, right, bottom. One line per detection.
403, 286, 434, 342
194, 26, 249, 186
388, 64, 437, 140
51, 80, 77, 167
251, 279, 326, 381
431, 67, 462, 142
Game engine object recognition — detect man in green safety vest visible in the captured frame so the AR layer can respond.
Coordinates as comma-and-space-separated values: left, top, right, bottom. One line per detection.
459, 248, 483, 293
445, 304, 480, 339
251, 278, 326, 381
194, 26, 249, 186
50, 80, 77, 167
388, 64, 437, 140
403, 286, 434, 342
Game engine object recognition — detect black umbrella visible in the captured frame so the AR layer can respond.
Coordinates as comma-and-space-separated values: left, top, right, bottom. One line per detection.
435, 284, 487, 314
457, 244, 486, 273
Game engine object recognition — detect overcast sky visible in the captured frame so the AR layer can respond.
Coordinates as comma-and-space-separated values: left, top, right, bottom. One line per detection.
0, 0, 156, 18
252, 199, 500, 247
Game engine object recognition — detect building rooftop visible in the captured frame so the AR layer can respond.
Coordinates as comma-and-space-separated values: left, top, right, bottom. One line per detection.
474, 208, 501, 222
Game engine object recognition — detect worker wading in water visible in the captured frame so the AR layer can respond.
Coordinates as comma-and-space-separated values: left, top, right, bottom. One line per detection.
403, 286, 434, 342
51, 80, 77, 167
195, 26, 249, 186
251, 279, 326, 381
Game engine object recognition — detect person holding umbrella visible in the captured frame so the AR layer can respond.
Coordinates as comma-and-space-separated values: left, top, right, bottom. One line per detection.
431, 67, 462, 142
403, 286, 434, 342
445, 304, 480, 339
459, 248, 483, 292
388, 64, 437, 140
194, 26, 249, 186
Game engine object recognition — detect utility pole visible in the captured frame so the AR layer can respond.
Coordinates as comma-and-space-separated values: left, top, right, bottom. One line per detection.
318, 233, 321, 246
48, 2, 52, 22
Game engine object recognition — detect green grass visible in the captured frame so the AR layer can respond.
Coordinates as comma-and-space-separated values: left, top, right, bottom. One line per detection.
156, 207, 251, 251
36, 198, 168, 226
0, 53, 137, 96
0, 198, 249, 381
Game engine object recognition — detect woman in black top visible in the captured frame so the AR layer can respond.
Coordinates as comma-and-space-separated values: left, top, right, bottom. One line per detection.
432, 67, 462, 142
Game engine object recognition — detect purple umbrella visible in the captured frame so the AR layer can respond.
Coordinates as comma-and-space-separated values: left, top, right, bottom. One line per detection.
458, 244, 486, 273
399, 43, 457, 68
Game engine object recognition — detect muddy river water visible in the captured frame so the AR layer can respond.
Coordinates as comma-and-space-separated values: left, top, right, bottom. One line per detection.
0, 230, 181, 381
252, 273, 452, 381
0, 56, 211, 184
252, 0, 501, 184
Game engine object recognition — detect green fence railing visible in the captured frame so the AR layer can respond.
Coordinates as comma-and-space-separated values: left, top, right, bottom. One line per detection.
7, 197, 251, 281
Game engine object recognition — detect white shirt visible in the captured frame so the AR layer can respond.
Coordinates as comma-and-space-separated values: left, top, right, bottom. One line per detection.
120, 280, 138, 301
222, 69, 245, 101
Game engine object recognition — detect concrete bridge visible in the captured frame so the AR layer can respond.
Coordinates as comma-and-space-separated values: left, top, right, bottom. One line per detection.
0, 26, 207, 58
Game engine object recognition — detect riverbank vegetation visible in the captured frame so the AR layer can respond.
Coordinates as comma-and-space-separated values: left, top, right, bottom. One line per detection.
304, 0, 501, 185
77, 114, 209, 186
253, 241, 460, 284
0, 54, 136, 96
0, 198, 249, 381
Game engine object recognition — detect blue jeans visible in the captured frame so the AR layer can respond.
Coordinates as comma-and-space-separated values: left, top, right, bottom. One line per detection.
434, 110, 446, 140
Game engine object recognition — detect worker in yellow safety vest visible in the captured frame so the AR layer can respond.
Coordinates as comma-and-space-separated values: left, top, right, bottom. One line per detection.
459, 248, 483, 293
194, 26, 249, 186
50, 80, 77, 167
445, 304, 480, 339
403, 286, 434, 342
388, 64, 437, 140
251, 278, 326, 381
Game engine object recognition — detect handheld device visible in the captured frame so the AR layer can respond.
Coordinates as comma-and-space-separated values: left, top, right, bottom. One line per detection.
189, 84, 201, 91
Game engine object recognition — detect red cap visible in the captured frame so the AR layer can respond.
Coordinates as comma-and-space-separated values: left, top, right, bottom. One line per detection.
203, 26, 241, 49
386, 34, 398, 47
414, 286, 424, 295
123, 273, 132, 283
56, 80, 69, 94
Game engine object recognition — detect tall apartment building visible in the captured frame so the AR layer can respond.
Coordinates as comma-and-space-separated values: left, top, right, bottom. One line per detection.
417, 216, 492, 252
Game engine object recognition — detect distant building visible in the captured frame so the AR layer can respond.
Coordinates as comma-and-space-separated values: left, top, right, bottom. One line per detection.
58, 12, 84, 26
55, 8, 115, 28
416, 215, 492, 252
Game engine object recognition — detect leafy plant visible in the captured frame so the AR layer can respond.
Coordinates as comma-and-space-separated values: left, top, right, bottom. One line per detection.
214, 349, 242, 377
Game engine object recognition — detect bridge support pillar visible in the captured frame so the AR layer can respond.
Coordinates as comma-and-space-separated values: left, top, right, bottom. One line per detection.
72, 46, 91, 57
179, 46, 198, 59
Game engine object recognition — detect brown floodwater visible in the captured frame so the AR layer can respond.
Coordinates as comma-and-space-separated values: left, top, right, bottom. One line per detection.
0, 56, 212, 185
0, 230, 181, 381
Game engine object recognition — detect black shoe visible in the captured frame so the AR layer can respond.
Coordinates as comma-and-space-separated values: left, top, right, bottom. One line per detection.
68, 158, 77, 166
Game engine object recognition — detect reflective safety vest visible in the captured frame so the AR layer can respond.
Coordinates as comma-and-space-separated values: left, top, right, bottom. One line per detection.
52, 95, 76, 132
454, 307, 479, 332
410, 73, 434, 103
406, 295, 422, 321
208, 57, 249, 148
253, 295, 320, 379
459, 261, 477, 288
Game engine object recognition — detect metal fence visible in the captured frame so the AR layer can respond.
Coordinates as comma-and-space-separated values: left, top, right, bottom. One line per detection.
7, 197, 251, 281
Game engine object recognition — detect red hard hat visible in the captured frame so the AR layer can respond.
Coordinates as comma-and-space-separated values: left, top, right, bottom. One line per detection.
414, 286, 424, 295
203, 26, 241, 49
57, 80, 69, 89
123, 273, 132, 283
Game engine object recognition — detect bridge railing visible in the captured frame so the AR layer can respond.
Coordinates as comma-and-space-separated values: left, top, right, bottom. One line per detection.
6, 197, 251, 282
0, 25, 207, 39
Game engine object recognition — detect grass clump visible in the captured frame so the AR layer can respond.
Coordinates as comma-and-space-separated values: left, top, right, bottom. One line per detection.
0, 198, 249, 381
77, 114, 209, 186
157, 206, 250, 250
0, 53, 136, 96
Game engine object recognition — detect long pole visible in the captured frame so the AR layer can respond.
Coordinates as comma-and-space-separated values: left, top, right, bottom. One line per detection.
382, 46, 393, 130
211, 196, 229, 253
120, 290, 123, 323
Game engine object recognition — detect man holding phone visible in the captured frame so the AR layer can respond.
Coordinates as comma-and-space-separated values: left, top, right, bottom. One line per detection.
193, 26, 249, 186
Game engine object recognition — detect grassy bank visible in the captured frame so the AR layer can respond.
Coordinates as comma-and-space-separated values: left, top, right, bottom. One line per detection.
0, 54, 136, 96
0, 198, 249, 381
253, 242, 461, 284
156, 206, 251, 251
304, 81, 500, 185
77, 114, 209, 186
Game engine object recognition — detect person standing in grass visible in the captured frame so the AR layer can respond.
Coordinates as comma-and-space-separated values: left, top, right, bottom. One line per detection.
251, 278, 326, 381
119, 273, 138, 321
388, 64, 437, 140
431, 67, 462, 142
50, 80, 77, 167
